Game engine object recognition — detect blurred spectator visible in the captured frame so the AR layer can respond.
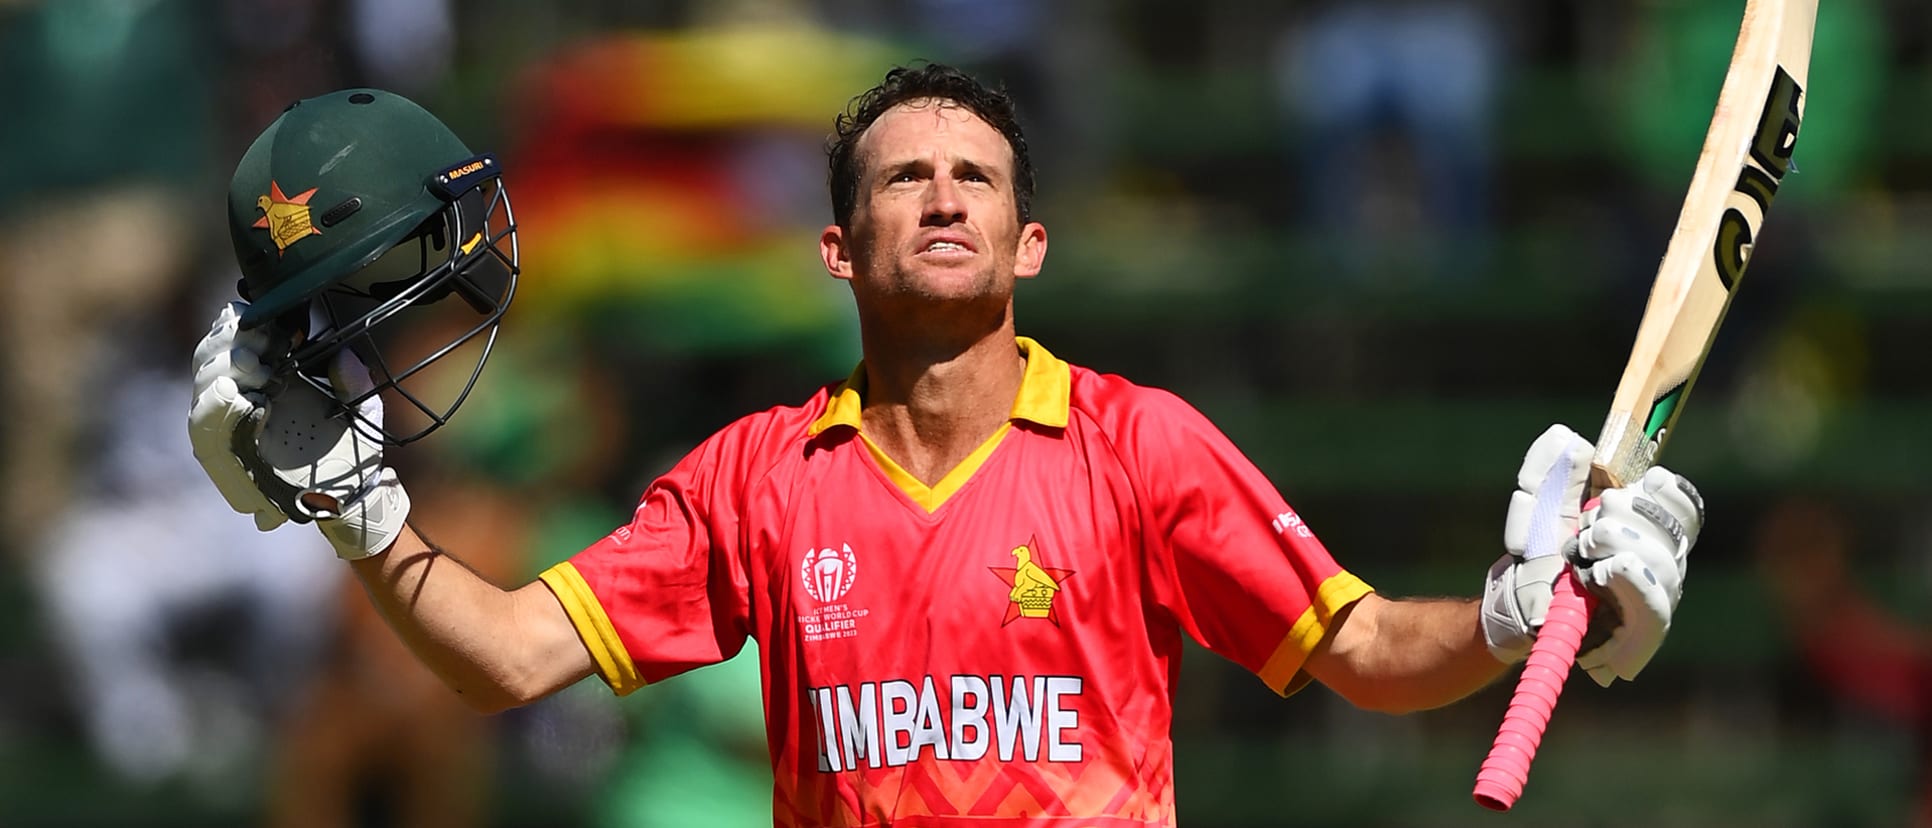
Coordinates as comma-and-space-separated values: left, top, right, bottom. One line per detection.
11, 3, 483, 822
813, 0, 1110, 192
347, 0, 455, 96
0, 0, 216, 563
264, 470, 511, 828
1759, 495, 1932, 827
1271, 0, 1504, 283
0, 2, 345, 811
31, 287, 342, 798
216, 0, 356, 143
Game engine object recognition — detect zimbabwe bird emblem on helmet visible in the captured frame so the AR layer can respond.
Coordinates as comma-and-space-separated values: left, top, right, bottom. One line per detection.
252, 180, 321, 255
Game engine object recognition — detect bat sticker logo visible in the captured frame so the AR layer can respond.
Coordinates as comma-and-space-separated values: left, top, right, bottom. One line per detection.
1715, 67, 1804, 291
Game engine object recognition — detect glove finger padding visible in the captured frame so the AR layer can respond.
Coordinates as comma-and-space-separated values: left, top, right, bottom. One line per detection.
1573, 469, 1702, 686
1485, 424, 1594, 663
1502, 425, 1594, 562
192, 323, 275, 394
188, 375, 287, 531
1633, 465, 1703, 573
188, 303, 288, 531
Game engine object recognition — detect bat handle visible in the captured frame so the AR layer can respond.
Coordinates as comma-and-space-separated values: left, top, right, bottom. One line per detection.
1471, 565, 1596, 811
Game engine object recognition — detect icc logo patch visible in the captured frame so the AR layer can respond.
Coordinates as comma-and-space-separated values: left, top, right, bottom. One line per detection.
801, 544, 858, 603
796, 544, 868, 642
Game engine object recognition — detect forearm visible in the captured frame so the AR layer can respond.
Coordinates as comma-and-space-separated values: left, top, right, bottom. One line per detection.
349, 523, 593, 714
1309, 593, 1508, 714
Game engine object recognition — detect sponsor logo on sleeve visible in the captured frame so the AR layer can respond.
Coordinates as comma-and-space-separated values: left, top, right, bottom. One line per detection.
1272, 509, 1313, 539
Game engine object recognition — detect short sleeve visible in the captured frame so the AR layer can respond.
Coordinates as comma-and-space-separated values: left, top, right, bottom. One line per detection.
1128, 390, 1373, 697
539, 427, 754, 695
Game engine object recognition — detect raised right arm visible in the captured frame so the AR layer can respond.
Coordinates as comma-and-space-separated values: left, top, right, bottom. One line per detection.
351, 525, 592, 714
188, 302, 592, 715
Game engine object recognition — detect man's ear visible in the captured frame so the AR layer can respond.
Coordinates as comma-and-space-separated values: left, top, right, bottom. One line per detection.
820, 224, 853, 281
1014, 221, 1048, 279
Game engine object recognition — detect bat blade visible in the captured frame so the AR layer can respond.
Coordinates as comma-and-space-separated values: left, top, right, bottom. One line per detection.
1591, 0, 1814, 491
1473, 0, 1817, 811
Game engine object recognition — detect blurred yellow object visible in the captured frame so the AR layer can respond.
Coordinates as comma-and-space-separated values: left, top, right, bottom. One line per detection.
504, 25, 907, 336
519, 25, 909, 130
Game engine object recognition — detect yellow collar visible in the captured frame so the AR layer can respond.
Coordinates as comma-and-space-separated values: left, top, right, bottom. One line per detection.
808, 336, 1071, 436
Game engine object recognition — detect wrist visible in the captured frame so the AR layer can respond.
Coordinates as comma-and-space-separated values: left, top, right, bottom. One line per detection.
1480, 553, 1532, 664
317, 468, 412, 561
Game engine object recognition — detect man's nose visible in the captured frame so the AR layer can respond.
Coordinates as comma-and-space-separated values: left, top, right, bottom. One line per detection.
922, 175, 966, 225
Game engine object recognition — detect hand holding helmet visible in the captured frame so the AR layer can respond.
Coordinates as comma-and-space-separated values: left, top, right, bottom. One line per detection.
225, 87, 518, 447
191, 88, 519, 558
189, 301, 410, 560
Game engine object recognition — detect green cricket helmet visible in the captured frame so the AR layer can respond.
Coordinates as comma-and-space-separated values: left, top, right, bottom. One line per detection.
227, 88, 517, 445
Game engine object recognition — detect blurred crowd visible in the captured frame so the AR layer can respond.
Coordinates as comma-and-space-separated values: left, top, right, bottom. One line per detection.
2, 0, 1931, 826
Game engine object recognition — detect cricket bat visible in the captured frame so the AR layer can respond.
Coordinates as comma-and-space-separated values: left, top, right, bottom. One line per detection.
1471, 0, 1817, 811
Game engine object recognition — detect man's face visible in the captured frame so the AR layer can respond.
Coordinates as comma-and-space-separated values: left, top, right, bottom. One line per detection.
821, 100, 1045, 311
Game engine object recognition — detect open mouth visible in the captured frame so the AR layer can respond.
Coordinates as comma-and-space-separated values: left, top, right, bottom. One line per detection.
918, 236, 977, 257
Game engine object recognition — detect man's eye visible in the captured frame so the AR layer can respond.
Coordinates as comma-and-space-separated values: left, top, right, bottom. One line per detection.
891, 172, 918, 183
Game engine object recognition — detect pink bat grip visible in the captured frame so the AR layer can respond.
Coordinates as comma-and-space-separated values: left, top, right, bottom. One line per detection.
1472, 566, 1596, 811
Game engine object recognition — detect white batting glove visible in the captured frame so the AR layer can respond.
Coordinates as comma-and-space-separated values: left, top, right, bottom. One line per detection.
1482, 424, 1592, 664
187, 302, 410, 560
189, 302, 290, 531
1572, 466, 1702, 686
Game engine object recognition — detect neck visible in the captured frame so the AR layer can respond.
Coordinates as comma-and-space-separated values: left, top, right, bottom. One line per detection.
855, 315, 1026, 486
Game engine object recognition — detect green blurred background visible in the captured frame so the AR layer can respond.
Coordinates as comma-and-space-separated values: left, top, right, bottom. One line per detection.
2, 0, 1929, 825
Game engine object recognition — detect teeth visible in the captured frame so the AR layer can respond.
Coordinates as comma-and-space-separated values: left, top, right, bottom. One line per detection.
926, 242, 965, 253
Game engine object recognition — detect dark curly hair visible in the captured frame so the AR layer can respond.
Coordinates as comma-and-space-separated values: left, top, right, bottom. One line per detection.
827, 62, 1035, 229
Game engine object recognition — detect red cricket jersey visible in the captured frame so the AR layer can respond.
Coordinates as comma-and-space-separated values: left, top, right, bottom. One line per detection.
539, 338, 1373, 827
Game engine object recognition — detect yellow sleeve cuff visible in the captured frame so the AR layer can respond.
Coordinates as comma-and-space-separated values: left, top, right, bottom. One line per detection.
539, 561, 647, 696
1258, 571, 1376, 697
